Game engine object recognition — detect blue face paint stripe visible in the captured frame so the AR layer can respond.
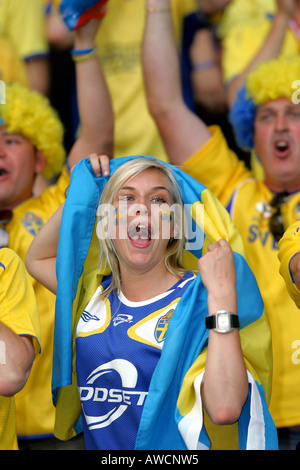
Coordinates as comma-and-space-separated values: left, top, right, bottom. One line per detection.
0, 262, 5, 270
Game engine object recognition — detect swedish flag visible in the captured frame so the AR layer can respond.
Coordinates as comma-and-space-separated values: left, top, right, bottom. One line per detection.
52, 156, 278, 449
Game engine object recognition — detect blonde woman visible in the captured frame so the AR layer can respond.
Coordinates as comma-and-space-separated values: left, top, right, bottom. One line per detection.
26, 155, 277, 450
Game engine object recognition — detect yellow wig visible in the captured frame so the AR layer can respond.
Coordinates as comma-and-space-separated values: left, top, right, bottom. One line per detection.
247, 56, 300, 106
0, 83, 65, 180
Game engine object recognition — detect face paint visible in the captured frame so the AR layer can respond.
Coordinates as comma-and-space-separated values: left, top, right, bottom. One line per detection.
159, 208, 173, 222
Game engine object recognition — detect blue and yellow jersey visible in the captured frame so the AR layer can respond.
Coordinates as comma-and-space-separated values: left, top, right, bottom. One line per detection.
76, 273, 195, 449
0, 248, 41, 450
184, 126, 300, 429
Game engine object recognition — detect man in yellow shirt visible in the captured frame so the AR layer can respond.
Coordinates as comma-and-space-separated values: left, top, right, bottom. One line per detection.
94, 0, 195, 161
221, 0, 300, 105
0, 16, 113, 448
142, 0, 300, 450
47, 0, 195, 159
0, 248, 41, 450
0, 0, 50, 95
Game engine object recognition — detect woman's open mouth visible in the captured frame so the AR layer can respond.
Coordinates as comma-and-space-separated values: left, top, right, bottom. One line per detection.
128, 223, 151, 241
127, 221, 153, 248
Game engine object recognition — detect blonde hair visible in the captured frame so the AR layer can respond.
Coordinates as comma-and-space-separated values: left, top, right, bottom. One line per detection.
0, 82, 65, 179
97, 157, 187, 298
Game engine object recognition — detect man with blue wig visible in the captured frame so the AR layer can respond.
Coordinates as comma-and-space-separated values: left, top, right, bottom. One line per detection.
142, 0, 300, 449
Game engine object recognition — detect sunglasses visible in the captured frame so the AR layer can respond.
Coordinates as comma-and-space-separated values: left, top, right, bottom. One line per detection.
269, 192, 288, 243
0, 210, 13, 248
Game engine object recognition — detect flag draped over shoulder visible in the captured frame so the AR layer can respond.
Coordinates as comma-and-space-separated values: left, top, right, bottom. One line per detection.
53, 156, 278, 450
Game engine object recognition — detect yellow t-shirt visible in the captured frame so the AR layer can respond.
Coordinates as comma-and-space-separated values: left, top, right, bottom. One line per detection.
222, 9, 299, 83
2, 168, 69, 439
0, 0, 49, 61
95, 0, 195, 161
0, 36, 28, 85
0, 248, 41, 450
184, 126, 300, 428
278, 221, 300, 308
218, 0, 276, 38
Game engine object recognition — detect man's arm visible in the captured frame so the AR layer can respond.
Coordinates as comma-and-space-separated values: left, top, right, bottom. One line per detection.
278, 221, 300, 307
68, 18, 114, 168
26, 57, 50, 96
289, 252, 300, 290
143, 0, 211, 166
0, 252, 39, 397
0, 323, 34, 397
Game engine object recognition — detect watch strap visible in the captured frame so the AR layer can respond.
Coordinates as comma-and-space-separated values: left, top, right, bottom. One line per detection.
205, 311, 239, 330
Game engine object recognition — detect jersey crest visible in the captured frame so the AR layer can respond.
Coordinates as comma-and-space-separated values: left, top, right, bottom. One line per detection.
21, 212, 44, 236
154, 309, 174, 343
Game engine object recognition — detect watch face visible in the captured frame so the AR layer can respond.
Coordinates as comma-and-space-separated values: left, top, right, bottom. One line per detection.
217, 312, 231, 331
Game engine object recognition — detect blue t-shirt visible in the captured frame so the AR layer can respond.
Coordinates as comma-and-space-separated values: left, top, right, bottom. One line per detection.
75, 272, 195, 450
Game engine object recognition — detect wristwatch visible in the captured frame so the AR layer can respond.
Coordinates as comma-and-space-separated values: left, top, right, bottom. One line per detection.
205, 310, 239, 333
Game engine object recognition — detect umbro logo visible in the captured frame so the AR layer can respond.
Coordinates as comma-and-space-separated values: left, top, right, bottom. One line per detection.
82, 310, 100, 322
